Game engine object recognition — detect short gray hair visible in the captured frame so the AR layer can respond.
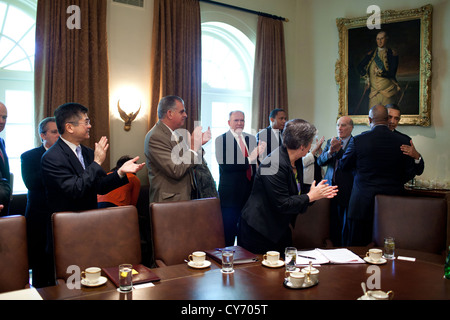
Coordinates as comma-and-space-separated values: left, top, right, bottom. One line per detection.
157, 95, 184, 119
282, 119, 316, 150
229, 110, 245, 119
38, 117, 56, 135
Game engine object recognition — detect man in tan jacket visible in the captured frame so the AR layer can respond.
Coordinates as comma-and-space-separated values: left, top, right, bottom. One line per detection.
145, 96, 211, 203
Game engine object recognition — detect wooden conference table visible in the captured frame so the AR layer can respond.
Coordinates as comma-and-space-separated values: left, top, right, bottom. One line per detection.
37, 247, 450, 301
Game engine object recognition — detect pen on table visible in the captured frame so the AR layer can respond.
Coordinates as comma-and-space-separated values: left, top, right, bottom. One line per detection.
298, 254, 316, 260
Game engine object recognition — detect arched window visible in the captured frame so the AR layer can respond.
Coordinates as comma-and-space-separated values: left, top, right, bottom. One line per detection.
201, 22, 255, 184
0, 0, 37, 194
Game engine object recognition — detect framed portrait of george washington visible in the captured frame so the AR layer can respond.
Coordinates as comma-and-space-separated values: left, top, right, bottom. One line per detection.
335, 4, 432, 126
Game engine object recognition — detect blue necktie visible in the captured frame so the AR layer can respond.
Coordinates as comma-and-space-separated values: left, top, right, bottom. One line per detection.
76, 146, 85, 169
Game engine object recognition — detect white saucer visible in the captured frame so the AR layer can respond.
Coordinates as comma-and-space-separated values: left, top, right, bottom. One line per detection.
357, 295, 375, 300
262, 260, 285, 268
283, 279, 319, 290
81, 276, 107, 287
364, 257, 387, 265
187, 260, 211, 269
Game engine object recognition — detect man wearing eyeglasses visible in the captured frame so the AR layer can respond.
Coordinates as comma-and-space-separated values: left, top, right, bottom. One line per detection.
41, 102, 145, 214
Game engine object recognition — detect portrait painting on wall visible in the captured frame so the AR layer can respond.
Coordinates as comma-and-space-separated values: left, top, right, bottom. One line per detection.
335, 5, 432, 126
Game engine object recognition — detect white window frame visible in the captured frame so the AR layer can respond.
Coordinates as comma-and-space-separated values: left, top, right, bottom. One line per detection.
0, 0, 37, 195
201, 22, 255, 185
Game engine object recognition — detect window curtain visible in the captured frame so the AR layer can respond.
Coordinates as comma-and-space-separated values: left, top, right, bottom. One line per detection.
252, 16, 288, 130
34, 0, 110, 169
149, 0, 201, 133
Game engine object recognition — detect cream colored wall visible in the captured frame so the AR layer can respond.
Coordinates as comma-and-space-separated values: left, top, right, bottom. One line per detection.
107, 0, 450, 185
107, 0, 154, 184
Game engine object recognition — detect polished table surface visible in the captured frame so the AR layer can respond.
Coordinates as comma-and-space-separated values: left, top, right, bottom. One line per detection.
37, 247, 450, 301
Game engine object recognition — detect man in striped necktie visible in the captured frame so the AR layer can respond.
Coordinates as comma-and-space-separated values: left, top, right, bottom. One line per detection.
215, 111, 266, 246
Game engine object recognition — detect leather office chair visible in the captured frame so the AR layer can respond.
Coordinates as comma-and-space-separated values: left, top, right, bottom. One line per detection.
373, 195, 447, 260
150, 198, 225, 267
52, 206, 142, 283
0, 215, 29, 293
291, 198, 332, 249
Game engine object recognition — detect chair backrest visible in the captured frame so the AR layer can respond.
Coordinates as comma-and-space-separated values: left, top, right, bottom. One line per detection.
291, 198, 332, 249
52, 206, 142, 282
0, 215, 29, 293
373, 195, 447, 255
150, 198, 225, 266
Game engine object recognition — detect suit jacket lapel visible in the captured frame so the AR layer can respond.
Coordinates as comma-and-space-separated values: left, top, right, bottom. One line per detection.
58, 139, 85, 174
0, 139, 9, 181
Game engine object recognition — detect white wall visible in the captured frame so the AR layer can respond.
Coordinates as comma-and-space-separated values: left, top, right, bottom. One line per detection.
107, 0, 154, 184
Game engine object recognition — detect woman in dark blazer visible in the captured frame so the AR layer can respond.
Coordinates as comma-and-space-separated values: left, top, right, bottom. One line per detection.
238, 119, 338, 254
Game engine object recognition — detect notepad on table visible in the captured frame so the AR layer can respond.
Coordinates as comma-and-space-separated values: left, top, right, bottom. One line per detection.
296, 248, 365, 265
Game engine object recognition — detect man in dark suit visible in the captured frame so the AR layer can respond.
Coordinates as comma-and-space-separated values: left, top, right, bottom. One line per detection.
256, 108, 287, 163
339, 105, 416, 246
41, 103, 145, 214
215, 111, 265, 246
21, 117, 59, 287
386, 104, 425, 176
317, 116, 354, 246
0, 102, 11, 216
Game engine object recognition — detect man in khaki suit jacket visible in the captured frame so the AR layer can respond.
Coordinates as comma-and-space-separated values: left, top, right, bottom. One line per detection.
144, 96, 210, 203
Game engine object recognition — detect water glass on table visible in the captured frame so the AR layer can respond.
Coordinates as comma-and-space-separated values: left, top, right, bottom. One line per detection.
221, 248, 234, 273
384, 237, 395, 259
119, 264, 133, 292
285, 247, 297, 272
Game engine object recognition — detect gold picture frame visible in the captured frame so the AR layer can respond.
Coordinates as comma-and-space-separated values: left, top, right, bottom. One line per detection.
335, 4, 432, 126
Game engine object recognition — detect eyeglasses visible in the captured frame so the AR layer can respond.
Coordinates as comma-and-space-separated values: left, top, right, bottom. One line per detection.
67, 119, 91, 126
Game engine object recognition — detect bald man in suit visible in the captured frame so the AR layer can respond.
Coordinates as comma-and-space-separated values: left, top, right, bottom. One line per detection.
216, 111, 266, 246
339, 105, 416, 246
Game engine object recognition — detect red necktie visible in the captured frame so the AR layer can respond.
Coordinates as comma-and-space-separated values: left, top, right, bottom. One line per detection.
239, 135, 252, 181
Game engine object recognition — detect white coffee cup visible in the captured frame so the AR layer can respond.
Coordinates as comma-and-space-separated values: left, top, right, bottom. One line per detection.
286, 271, 305, 288
263, 251, 280, 265
188, 251, 206, 266
366, 248, 383, 262
81, 267, 101, 284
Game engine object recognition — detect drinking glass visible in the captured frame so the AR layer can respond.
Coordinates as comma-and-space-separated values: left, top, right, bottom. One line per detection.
221, 248, 234, 273
384, 237, 395, 259
285, 247, 297, 271
119, 264, 133, 292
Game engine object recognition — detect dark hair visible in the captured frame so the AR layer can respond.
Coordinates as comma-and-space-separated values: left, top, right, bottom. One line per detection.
282, 119, 316, 150
54, 103, 88, 134
157, 96, 184, 119
111, 155, 133, 172
386, 103, 401, 112
38, 117, 56, 135
269, 108, 285, 120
